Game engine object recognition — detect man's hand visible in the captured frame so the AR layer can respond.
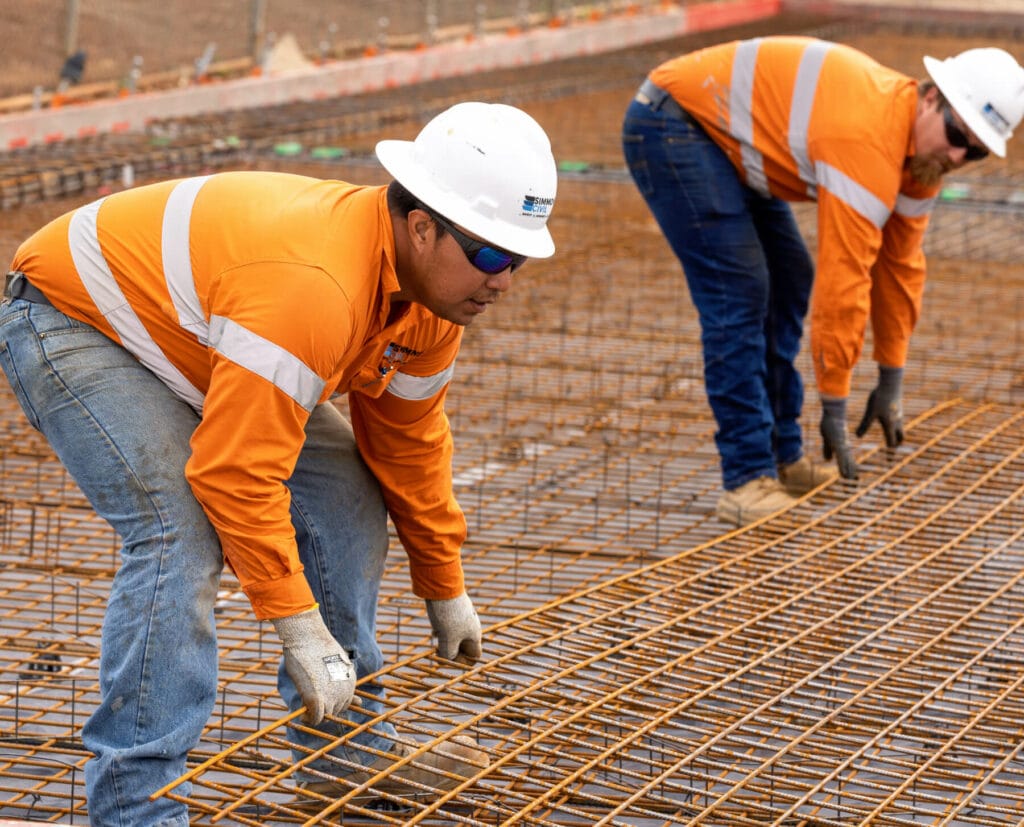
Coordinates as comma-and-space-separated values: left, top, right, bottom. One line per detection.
855, 365, 904, 448
820, 396, 858, 480
426, 593, 482, 666
271, 607, 355, 725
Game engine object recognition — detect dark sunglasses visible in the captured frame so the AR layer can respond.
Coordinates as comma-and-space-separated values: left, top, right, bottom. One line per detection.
942, 105, 989, 161
429, 212, 527, 275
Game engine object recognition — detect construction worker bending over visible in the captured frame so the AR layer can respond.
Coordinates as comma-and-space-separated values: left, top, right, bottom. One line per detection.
0, 101, 557, 824
623, 37, 1024, 527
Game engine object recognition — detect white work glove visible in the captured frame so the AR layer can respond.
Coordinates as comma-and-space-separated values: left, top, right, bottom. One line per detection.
425, 593, 482, 665
270, 607, 355, 725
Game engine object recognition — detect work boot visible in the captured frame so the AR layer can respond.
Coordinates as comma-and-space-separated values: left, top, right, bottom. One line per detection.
715, 476, 797, 527
777, 455, 836, 495
296, 735, 489, 804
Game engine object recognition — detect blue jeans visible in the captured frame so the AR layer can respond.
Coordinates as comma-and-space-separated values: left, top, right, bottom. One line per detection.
0, 298, 395, 826
622, 97, 815, 490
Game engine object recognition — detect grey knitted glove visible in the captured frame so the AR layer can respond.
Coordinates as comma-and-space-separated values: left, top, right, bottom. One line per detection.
425, 593, 482, 665
820, 396, 858, 480
271, 607, 355, 725
855, 365, 905, 448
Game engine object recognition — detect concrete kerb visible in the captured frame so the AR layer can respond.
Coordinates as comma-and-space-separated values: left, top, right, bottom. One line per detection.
0, 0, 782, 150
0, 821, 70, 826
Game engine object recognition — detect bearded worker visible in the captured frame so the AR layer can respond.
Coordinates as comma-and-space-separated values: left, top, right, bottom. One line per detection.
622, 37, 1024, 526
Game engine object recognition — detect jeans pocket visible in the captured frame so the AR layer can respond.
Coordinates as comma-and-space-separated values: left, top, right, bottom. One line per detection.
0, 342, 42, 431
36, 313, 97, 346
663, 133, 745, 217
622, 134, 654, 197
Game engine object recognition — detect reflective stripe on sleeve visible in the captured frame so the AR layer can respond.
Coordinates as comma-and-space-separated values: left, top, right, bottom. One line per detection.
68, 199, 206, 411
815, 161, 892, 229
163, 176, 212, 344
732, 39, 769, 197
208, 315, 325, 412
894, 193, 935, 218
386, 365, 455, 401
790, 40, 832, 196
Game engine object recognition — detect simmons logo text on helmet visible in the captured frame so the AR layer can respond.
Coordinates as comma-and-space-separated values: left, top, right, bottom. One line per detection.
521, 194, 554, 219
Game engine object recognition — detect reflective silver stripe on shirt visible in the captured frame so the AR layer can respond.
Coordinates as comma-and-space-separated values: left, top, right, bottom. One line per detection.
208, 315, 325, 412
732, 39, 768, 196
163, 176, 212, 344
815, 161, 892, 229
386, 365, 455, 401
894, 193, 935, 218
789, 40, 832, 196
68, 199, 206, 411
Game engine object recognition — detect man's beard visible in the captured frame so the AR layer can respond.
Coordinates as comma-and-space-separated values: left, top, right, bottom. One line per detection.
908, 155, 946, 187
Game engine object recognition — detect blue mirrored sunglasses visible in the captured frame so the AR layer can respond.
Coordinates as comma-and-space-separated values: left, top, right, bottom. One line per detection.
942, 105, 989, 161
430, 212, 527, 275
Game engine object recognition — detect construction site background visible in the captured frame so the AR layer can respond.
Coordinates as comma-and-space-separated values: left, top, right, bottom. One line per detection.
7, 0, 1024, 112
3, 0, 1024, 824
1, 0, 676, 106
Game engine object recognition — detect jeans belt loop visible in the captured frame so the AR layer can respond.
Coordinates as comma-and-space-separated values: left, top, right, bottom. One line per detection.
635, 77, 694, 125
4, 271, 53, 306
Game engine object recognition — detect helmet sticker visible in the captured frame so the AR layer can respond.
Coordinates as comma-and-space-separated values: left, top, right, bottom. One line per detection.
981, 102, 1011, 136
521, 194, 554, 218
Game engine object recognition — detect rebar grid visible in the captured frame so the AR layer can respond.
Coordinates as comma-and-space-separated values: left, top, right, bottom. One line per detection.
140, 400, 1024, 826
3, 16, 1024, 827
2, 169, 1024, 823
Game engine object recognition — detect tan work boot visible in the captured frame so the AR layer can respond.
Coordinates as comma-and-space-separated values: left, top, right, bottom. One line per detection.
296, 735, 489, 804
777, 455, 836, 495
715, 476, 797, 527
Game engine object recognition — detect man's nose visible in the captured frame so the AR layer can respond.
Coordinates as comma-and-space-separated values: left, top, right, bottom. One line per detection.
948, 145, 968, 164
486, 267, 514, 292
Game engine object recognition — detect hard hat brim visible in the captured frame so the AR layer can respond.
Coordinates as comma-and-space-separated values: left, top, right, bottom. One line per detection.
924, 55, 1007, 158
375, 139, 556, 259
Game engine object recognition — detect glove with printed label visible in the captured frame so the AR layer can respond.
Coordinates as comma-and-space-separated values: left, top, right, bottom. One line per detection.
855, 365, 905, 448
820, 396, 858, 480
271, 607, 355, 725
426, 593, 482, 666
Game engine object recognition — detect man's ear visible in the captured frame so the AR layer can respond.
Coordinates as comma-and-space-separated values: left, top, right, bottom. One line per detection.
916, 85, 939, 120
407, 208, 435, 251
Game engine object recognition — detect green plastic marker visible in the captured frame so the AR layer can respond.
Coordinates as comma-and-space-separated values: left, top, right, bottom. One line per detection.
940, 183, 970, 201
311, 146, 349, 160
558, 160, 590, 172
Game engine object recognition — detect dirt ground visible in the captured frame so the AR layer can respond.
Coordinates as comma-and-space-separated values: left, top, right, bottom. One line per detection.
3, 12, 1024, 822
3, 5, 1023, 263
3, 17, 1024, 259
0, 0, 626, 100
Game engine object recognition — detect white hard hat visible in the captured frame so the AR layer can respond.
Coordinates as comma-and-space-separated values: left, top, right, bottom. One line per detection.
924, 47, 1024, 158
375, 102, 557, 258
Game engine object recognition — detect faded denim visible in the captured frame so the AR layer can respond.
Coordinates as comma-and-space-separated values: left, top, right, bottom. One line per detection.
0, 298, 394, 825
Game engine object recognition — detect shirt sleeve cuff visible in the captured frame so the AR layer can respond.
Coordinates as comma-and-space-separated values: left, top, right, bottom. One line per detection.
244, 571, 317, 620
817, 368, 852, 399
409, 559, 465, 601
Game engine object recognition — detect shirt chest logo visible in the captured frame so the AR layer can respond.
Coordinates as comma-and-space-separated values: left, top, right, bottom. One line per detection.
377, 341, 421, 378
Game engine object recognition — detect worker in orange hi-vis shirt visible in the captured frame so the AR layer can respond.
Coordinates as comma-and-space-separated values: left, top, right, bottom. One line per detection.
623, 37, 1024, 528
1, 102, 557, 822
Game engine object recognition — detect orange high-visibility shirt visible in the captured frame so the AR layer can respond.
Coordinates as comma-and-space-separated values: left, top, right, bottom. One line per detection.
12, 171, 467, 619
650, 36, 939, 397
